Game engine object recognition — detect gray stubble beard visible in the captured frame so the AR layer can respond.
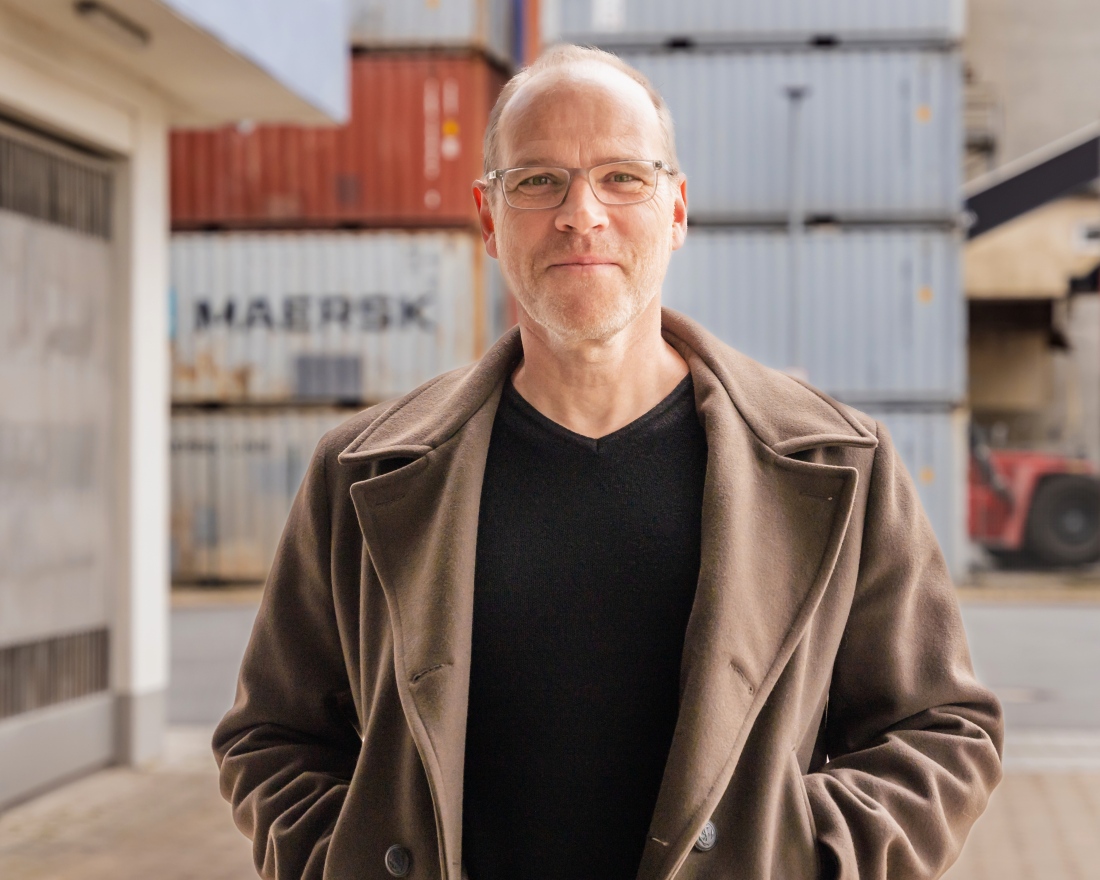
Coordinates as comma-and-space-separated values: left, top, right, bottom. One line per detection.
499, 238, 672, 346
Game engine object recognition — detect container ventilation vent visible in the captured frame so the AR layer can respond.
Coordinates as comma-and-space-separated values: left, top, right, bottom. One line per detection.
0, 122, 113, 239
0, 628, 110, 720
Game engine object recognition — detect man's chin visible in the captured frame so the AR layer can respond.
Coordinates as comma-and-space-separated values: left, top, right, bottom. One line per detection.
526, 300, 646, 345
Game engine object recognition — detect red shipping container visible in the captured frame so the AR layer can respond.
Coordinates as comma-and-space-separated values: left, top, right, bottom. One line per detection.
170, 52, 509, 230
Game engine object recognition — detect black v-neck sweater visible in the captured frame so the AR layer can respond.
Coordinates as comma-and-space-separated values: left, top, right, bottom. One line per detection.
462, 375, 708, 880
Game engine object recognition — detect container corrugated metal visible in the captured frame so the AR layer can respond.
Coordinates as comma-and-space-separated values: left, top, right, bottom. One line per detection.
546, 0, 964, 46
170, 230, 508, 404
0, 209, 115, 647
619, 48, 962, 222
170, 53, 508, 230
348, 0, 514, 64
663, 226, 964, 403
171, 410, 356, 583
861, 405, 969, 582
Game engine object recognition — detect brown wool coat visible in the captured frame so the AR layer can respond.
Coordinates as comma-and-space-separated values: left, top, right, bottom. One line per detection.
214, 309, 1003, 880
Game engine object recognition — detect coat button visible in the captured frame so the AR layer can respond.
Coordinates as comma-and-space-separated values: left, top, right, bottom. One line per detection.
694, 820, 717, 852
385, 844, 411, 877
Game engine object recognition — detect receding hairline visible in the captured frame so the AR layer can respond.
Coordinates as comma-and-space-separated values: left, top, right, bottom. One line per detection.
482, 45, 680, 176
498, 66, 662, 161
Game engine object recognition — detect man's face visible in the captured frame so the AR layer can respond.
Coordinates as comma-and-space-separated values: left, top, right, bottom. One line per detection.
476, 66, 688, 344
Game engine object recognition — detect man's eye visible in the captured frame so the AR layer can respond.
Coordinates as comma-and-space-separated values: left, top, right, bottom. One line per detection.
520, 175, 553, 187
610, 173, 638, 183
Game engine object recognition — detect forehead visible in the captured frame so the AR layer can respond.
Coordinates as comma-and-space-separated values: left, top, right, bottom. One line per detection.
498, 63, 663, 166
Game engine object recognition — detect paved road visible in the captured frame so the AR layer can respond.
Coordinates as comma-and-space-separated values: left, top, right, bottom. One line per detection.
169, 605, 257, 725
960, 603, 1100, 731
172, 596, 1100, 735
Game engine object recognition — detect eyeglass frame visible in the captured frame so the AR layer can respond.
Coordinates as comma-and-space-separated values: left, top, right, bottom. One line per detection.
483, 159, 677, 210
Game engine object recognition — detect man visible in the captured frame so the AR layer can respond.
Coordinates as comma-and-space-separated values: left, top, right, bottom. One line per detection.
214, 45, 1002, 880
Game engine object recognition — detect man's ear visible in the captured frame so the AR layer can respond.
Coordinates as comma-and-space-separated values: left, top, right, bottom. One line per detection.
473, 183, 499, 258
670, 175, 688, 252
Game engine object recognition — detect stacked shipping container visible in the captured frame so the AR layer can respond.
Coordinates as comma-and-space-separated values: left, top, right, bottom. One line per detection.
170, 54, 509, 230
547, 0, 968, 577
168, 2, 516, 583
170, 231, 503, 405
171, 410, 354, 582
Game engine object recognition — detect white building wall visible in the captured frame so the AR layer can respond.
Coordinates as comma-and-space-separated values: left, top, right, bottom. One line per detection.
0, 6, 170, 772
116, 106, 170, 763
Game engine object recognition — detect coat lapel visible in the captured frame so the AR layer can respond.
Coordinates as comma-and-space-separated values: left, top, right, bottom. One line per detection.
635, 320, 876, 880
341, 334, 522, 880
347, 398, 498, 880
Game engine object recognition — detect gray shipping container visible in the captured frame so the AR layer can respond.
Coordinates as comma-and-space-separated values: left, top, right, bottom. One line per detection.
619, 48, 962, 222
861, 405, 969, 583
170, 230, 508, 405
545, 0, 965, 47
664, 226, 964, 404
171, 409, 356, 583
348, 0, 514, 65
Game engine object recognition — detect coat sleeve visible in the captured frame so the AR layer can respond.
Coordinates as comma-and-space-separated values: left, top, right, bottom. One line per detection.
804, 421, 1004, 880
212, 440, 361, 880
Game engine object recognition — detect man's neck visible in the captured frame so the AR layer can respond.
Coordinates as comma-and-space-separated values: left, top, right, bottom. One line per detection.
511, 299, 690, 439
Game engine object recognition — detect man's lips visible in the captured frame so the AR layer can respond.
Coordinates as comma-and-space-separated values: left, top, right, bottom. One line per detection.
547, 256, 618, 268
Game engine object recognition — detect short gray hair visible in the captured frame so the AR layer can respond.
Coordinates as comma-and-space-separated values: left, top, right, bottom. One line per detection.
482, 44, 680, 176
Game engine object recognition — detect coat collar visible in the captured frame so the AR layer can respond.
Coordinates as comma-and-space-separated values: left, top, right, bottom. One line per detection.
337, 308, 877, 467
341, 308, 878, 880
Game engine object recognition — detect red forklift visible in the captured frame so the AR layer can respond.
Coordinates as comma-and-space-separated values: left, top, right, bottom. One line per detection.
964, 125, 1100, 566
969, 430, 1100, 566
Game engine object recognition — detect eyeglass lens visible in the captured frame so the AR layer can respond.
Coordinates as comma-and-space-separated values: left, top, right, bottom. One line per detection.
501, 161, 659, 209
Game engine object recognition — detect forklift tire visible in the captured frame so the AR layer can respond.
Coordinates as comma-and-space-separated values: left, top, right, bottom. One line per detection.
1024, 474, 1100, 566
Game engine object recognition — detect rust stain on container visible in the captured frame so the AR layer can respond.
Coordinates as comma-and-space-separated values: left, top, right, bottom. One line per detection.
170, 53, 508, 231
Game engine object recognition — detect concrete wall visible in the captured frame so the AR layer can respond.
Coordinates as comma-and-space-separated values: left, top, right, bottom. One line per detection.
966, 197, 1100, 299
971, 296, 1100, 463
966, 0, 1100, 169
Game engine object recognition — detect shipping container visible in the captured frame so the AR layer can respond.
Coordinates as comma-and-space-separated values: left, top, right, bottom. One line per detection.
170, 53, 508, 230
171, 409, 357, 583
663, 226, 964, 404
618, 48, 962, 222
861, 405, 969, 582
168, 405, 971, 584
170, 229, 508, 404
545, 0, 964, 47
348, 0, 514, 65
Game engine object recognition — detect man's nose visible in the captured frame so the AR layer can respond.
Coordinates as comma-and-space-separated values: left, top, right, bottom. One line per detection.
554, 172, 609, 233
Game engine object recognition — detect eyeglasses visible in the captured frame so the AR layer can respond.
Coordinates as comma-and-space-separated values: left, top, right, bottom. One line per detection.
485, 160, 674, 210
